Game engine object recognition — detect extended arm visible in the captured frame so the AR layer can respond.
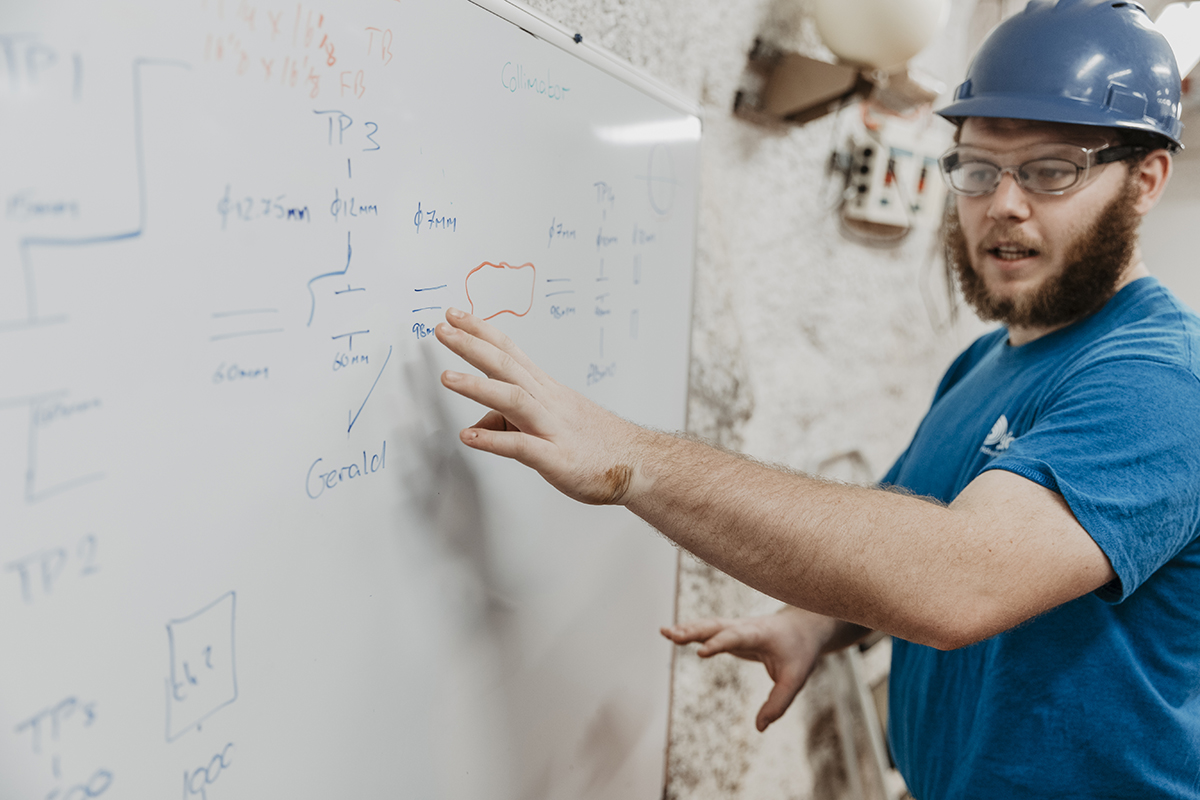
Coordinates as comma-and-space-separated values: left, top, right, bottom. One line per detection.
436, 309, 1116, 649
626, 435, 1113, 648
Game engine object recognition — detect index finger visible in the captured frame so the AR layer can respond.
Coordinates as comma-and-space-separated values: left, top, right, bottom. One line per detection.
660, 618, 733, 645
440, 308, 552, 385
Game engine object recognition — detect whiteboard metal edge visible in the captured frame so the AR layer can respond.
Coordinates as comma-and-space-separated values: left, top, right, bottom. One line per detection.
662, 111, 702, 800
466, 0, 703, 119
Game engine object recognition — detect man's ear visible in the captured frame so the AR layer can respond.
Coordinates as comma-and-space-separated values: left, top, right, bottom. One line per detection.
1133, 150, 1173, 215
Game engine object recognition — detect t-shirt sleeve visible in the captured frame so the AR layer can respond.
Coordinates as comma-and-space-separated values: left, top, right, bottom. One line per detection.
979, 357, 1200, 602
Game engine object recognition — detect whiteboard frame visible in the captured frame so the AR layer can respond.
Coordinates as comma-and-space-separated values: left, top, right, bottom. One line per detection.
467, 0, 703, 119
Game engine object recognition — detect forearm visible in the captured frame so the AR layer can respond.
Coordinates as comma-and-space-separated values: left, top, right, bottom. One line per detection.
625, 430, 1085, 649
629, 432, 901, 638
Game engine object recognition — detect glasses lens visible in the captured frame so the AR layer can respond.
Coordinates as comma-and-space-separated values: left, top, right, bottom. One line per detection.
1018, 158, 1082, 193
942, 157, 999, 195
938, 145, 1092, 196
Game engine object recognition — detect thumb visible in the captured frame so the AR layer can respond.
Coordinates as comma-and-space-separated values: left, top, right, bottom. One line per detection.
755, 668, 806, 732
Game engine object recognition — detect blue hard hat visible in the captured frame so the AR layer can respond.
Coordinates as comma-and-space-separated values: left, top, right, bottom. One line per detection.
936, 0, 1184, 148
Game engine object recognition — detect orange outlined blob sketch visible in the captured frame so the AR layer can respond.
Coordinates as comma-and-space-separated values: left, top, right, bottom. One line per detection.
465, 262, 536, 320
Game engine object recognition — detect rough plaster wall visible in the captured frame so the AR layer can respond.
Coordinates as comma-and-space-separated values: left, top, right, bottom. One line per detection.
1138, 89, 1200, 310
518, 0, 986, 797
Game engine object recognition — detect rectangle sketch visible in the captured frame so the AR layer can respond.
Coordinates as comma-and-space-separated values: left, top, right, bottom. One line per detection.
0, 392, 106, 505
165, 591, 238, 743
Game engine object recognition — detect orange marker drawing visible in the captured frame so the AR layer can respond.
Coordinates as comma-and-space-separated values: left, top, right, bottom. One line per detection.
465, 262, 537, 321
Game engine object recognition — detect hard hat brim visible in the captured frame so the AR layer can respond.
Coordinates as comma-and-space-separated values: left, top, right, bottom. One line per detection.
936, 93, 1184, 149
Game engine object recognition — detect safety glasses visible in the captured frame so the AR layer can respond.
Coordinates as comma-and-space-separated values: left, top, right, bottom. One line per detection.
938, 142, 1144, 197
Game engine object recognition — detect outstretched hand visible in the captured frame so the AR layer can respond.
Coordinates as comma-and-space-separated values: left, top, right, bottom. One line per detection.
661, 608, 833, 731
436, 308, 651, 505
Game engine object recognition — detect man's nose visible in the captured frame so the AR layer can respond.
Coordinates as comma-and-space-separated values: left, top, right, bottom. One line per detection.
987, 171, 1032, 220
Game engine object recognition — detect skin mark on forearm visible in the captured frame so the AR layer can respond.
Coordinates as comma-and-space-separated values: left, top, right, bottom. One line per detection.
591, 464, 633, 505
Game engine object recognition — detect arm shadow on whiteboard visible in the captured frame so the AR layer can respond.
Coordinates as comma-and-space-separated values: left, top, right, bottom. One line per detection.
395, 340, 528, 786
396, 339, 514, 627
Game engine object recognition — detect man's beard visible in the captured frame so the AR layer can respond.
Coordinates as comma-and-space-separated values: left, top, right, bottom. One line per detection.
943, 175, 1141, 330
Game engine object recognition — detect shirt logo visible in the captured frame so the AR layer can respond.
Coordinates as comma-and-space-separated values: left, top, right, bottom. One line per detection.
981, 414, 1016, 457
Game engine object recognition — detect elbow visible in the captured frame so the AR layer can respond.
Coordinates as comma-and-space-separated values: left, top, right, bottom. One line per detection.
905, 626, 974, 652
921, 628, 985, 652
901, 600, 1011, 652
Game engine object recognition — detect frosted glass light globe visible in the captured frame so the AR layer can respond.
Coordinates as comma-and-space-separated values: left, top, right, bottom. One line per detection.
812, 0, 950, 71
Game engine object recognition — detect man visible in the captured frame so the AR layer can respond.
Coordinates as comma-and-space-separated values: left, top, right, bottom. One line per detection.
435, 0, 1200, 796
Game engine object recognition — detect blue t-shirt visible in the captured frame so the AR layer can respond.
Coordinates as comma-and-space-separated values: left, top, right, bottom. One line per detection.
882, 277, 1200, 799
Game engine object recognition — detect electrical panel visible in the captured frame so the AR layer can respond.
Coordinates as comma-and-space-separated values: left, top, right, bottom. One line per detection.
841, 129, 944, 231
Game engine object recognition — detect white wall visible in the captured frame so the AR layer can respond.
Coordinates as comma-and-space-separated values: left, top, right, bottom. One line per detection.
1141, 101, 1200, 310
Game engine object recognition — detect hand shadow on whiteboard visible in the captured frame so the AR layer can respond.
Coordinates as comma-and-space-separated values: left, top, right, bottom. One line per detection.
395, 341, 511, 626
395, 342, 520, 792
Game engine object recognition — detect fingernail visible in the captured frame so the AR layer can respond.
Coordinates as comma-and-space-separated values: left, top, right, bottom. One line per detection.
447, 307, 465, 319
444, 370, 462, 382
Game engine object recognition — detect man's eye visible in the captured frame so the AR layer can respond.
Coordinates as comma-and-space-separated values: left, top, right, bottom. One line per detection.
961, 163, 997, 185
1023, 159, 1078, 186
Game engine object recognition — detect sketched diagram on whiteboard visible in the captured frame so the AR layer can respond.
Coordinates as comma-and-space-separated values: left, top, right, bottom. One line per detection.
165, 591, 238, 743
1, 57, 189, 334
639, 143, 678, 216
299, 231, 393, 436
0, 391, 106, 504
465, 262, 536, 321
306, 231, 359, 328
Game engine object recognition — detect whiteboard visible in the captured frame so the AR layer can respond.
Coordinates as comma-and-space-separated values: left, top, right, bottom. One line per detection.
0, 1, 700, 798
